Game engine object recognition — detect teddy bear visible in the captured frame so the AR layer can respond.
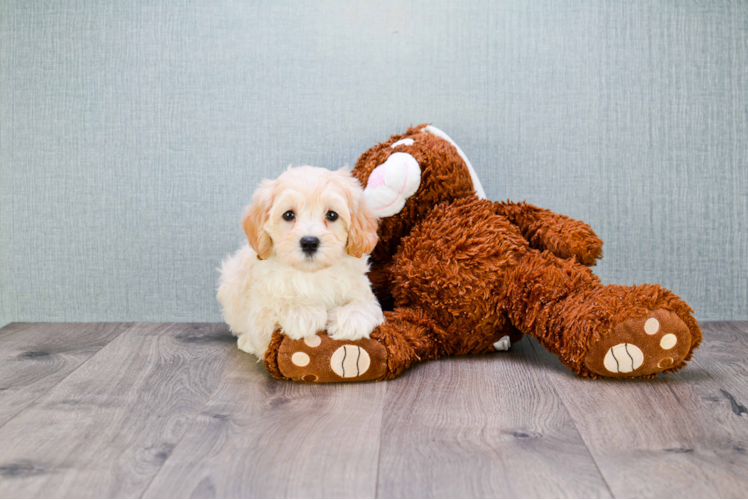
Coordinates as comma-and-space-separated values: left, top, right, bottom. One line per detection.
264, 124, 702, 382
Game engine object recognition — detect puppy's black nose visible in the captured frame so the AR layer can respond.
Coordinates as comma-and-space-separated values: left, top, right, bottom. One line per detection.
300, 236, 320, 254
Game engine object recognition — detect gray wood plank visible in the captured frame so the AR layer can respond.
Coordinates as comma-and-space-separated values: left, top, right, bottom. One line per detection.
0, 322, 130, 427
0, 323, 235, 498
532, 321, 748, 498
143, 350, 386, 498
376, 338, 612, 498
690, 321, 748, 398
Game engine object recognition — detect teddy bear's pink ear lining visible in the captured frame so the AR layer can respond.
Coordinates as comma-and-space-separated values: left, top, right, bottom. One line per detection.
363, 152, 422, 218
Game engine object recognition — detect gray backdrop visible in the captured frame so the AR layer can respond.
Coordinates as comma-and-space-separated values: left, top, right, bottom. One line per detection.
1, 0, 746, 326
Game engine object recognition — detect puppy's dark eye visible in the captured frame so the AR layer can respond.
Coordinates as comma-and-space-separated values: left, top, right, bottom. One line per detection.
282, 210, 295, 221
326, 211, 339, 222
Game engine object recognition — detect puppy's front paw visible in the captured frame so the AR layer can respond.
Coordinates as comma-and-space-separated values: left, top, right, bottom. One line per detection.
279, 307, 328, 340
327, 305, 383, 341
237, 334, 260, 357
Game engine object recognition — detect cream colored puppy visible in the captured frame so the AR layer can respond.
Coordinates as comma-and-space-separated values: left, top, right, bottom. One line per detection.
217, 166, 384, 359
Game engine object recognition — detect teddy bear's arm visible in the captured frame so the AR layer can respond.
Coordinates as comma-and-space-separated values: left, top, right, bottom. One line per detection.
493, 201, 603, 266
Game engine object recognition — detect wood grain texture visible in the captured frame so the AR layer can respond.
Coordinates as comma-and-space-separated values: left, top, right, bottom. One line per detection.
689, 321, 748, 401
1, 322, 747, 498
376, 338, 611, 498
532, 321, 748, 498
143, 349, 386, 498
0, 323, 235, 498
0, 322, 130, 427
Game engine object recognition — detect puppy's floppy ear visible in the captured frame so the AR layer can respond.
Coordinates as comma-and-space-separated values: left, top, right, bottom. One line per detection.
242, 179, 274, 260
337, 169, 379, 258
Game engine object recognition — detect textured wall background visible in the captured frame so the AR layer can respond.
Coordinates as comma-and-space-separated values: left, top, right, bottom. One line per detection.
1, 0, 746, 325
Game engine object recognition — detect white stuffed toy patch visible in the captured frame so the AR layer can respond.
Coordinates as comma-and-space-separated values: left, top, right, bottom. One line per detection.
363, 152, 422, 217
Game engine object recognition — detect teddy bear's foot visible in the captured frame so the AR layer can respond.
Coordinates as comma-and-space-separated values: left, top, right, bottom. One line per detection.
583, 309, 693, 378
267, 331, 388, 383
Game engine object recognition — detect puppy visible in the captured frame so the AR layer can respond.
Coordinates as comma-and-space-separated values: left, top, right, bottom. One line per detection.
217, 166, 385, 359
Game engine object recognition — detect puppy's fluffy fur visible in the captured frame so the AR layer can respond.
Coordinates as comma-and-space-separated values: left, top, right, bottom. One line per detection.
217, 166, 384, 358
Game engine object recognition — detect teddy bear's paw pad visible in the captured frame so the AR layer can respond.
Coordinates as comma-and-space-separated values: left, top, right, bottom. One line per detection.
584, 309, 692, 378
276, 333, 387, 383
330, 345, 371, 378
363, 152, 421, 217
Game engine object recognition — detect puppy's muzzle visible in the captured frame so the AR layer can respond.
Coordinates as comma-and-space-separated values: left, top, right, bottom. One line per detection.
300, 236, 320, 256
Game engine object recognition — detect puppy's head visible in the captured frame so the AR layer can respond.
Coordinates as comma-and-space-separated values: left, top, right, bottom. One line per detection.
242, 166, 378, 271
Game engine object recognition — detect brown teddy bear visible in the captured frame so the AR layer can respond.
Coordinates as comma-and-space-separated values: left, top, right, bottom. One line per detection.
264, 124, 701, 382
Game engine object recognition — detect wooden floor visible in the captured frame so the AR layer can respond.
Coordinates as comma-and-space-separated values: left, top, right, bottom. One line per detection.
0, 322, 746, 498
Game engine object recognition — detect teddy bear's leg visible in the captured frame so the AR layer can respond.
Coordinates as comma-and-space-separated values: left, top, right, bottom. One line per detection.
493, 201, 604, 266
369, 308, 445, 379
263, 307, 522, 382
370, 307, 523, 379
501, 249, 702, 378
263, 308, 444, 382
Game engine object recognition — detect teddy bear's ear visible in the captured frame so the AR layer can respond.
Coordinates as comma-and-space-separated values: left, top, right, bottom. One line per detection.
363, 152, 422, 217
422, 125, 486, 199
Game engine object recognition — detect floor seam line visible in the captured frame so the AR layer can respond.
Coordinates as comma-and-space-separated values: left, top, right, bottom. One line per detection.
138, 324, 235, 498
528, 338, 616, 498
373, 380, 388, 499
